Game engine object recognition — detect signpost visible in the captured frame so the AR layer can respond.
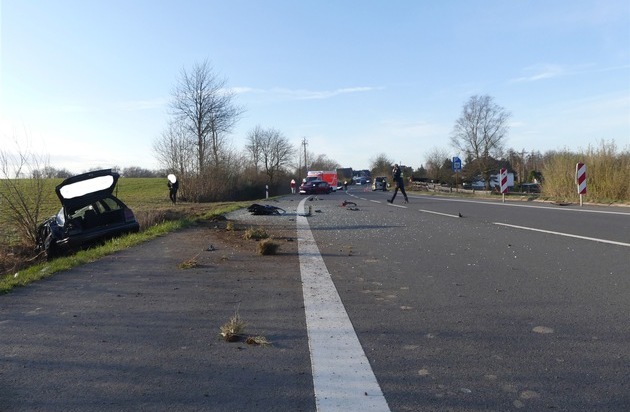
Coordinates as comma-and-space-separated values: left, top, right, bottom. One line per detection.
452, 157, 462, 172
452, 157, 461, 192
499, 168, 508, 203
575, 162, 586, 206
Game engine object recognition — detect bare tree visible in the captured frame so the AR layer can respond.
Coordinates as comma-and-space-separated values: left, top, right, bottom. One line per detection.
169, 60, 244, 174
424, 147, 450, 182
246, 126, 294, 185
0, 138, 53, 246
153, 120, 193, 176
244, 125, 264, 173
308, 153, 340, 171
369, 153, 394, 177
451, 95, 511, 188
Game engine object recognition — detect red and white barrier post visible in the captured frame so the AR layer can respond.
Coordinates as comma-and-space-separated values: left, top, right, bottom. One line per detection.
499, 168, 509, 203
575, 162, 586, 206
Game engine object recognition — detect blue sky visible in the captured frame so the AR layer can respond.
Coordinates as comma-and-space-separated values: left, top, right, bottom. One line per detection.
1, 0, 629, 173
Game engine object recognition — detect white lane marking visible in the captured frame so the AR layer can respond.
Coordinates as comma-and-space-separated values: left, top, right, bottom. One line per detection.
419, 209, 460, 218
409, 195, 630, 216
370, 200, 381, 203
387, 203, 407, 208
297, 198, 390, 411
494, 222, 630, 247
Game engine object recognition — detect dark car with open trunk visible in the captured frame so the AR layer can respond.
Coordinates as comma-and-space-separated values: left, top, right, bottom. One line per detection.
36, 169, 140, 259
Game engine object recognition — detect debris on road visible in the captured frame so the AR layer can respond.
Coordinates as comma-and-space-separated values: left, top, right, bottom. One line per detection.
246, 204, 286, 215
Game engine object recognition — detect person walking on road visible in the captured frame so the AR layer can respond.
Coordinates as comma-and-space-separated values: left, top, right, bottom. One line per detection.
290, 179, 297, 194
387, 164, 408, 204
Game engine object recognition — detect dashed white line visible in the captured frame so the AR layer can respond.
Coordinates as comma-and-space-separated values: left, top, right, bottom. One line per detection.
297, 198, 390, 411
494, 222, 630, 247
419, 209, 460, 218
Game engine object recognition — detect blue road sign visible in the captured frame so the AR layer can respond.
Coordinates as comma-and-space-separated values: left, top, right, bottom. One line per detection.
452, 157, 462, 172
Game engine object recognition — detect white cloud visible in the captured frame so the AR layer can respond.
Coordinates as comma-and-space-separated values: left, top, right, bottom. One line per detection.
511, 63, 630, 83
233, 85, 381, 100
511, 64, 567, 82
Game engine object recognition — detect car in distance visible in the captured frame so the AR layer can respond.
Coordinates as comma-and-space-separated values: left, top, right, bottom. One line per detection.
520, 183, 541, 193
372, 176, 388, 191
299, 180, 332, 195
36, 169, 140, 259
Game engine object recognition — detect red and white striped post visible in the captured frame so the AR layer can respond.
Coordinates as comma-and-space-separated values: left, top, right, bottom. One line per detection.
499, 168, 508, 203
575, 162, 587, 206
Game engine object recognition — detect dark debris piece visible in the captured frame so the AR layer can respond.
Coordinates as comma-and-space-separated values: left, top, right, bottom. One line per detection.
247, 204, 286, 215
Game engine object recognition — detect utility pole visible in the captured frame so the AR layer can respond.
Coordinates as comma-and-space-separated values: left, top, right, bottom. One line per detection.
302, 137, 308, 173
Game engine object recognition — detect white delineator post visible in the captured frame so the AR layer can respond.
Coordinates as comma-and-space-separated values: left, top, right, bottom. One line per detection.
576, 162, 587, 206
499, 168, 508, 203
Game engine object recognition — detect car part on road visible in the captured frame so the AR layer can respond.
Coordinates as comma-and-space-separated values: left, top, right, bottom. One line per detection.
246, 204, 287, 215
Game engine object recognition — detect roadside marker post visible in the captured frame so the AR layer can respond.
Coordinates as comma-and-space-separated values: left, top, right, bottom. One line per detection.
575, 162, 587, 206
499, 168, 508, 203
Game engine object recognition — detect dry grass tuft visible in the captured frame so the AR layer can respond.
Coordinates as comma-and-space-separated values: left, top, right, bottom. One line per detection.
257, 239, 279, 255
226, 221, 235, 231
178, 258, 198, 269
246, 335, 271, 347
219, 312, 246, 342
243, 226, 269, 240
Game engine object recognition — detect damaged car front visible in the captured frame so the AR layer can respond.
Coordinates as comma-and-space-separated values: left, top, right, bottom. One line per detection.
36, 169, 140, 259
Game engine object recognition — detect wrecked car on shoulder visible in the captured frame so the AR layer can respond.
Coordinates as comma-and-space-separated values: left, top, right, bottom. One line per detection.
36, 169, 140, 259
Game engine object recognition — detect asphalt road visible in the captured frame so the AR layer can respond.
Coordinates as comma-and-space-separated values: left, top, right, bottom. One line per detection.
312, 186, 630, 411
1, 188, 628, 411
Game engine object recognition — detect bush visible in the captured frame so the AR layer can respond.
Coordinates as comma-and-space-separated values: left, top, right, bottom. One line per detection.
541, 140, 629, 204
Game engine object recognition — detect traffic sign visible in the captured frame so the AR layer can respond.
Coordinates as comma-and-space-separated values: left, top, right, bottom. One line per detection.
576, 163, 587, 195
499, 168, 509, 194
452, 157, 462, 172
576, 162, 587, 206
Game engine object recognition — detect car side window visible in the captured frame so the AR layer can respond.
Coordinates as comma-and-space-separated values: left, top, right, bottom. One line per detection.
101, 197, 122, 211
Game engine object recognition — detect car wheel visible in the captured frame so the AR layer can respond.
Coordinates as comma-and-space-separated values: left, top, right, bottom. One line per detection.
43, 234, 59, 261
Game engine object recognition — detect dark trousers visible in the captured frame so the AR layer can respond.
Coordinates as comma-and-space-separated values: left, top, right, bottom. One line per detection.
169, 189, 177, 204
390, 178, 408, 201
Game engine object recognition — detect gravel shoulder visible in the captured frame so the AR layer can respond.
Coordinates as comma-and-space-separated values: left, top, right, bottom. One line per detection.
0, 197, 315, 412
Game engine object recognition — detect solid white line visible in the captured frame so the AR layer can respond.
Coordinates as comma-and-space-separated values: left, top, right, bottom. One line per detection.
419, 209, 460, 218
494, 222, 630, 247
297, 198, 390, 411
409, 195, 630, 216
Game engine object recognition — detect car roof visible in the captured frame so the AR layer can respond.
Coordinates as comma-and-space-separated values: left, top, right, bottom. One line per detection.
55, 169, 120, 212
